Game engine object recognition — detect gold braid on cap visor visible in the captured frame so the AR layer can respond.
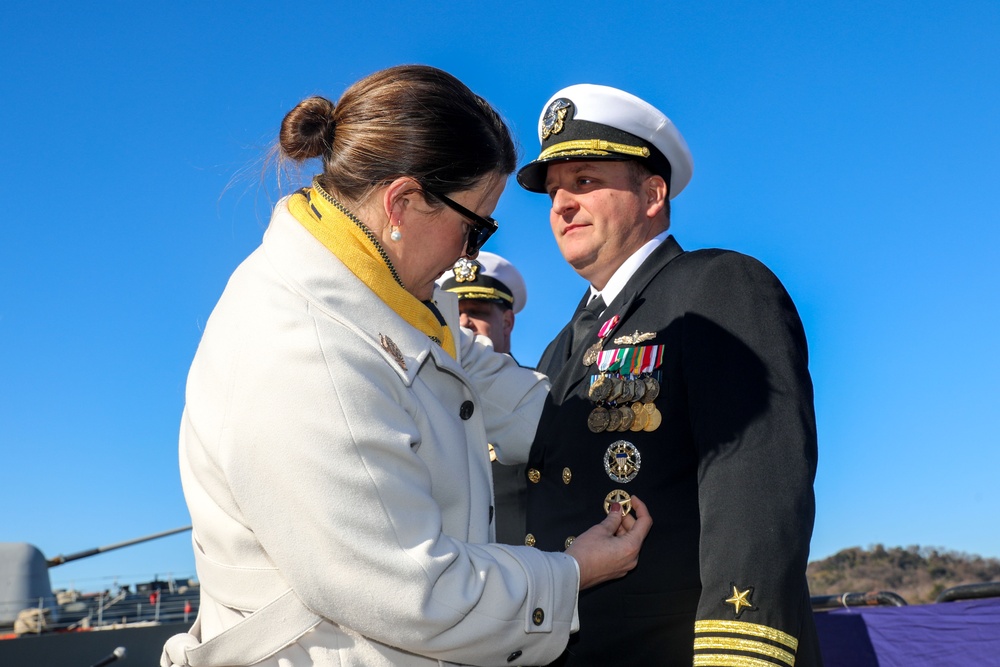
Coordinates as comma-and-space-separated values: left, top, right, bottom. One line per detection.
538, 139, 651, 160
449, 286, 514, 305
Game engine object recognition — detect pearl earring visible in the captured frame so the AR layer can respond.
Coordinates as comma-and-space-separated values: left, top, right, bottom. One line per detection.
390, 225, 402, 242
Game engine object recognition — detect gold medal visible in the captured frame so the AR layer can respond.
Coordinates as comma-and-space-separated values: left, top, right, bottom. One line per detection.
643, 376, 660, 402
629, 402, 647, 431
617, 406, 634, 431
604, 489, 633, 516
606, 406, 622, 431
587, 406, 610, 433
588, 374, 612, 403
582, 342, 602, 367
643, 407, 662, 432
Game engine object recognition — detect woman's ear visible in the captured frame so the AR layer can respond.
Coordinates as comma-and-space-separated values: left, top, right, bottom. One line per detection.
382, 176, 423, 223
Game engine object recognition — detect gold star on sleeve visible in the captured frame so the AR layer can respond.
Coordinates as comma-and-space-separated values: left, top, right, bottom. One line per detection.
725, 585, 753, 616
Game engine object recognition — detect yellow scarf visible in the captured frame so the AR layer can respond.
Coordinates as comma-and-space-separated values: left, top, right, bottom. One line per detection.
287, 182, 457, 359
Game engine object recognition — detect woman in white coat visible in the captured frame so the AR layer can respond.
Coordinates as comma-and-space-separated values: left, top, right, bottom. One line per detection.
162, 65, 651, 667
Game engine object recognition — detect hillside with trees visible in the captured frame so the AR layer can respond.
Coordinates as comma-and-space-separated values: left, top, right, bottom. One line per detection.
807, 545, 1000, 604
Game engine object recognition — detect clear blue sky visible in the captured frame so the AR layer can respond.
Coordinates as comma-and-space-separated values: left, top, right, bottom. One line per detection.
2, 1, 998, 592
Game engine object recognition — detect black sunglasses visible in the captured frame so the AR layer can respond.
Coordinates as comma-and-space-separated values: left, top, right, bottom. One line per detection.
422, 187, 498, 256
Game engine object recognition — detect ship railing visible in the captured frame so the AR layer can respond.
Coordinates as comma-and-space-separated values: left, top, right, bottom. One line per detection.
2, 586, 200, 635
811, 591, 908, 610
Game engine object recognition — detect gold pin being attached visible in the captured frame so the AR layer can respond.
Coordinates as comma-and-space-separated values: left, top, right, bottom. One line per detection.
603, 489, 632, 516
379, 334, 406, 371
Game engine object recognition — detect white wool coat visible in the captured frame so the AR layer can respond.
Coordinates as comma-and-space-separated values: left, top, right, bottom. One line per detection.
172, 199, 579, 666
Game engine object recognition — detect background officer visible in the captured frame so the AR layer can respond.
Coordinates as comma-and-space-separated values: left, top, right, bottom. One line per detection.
438, 251, 529, 546
517, 84, 822, 666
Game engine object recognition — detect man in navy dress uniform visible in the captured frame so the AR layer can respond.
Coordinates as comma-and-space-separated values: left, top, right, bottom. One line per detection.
517, 84, 823, 666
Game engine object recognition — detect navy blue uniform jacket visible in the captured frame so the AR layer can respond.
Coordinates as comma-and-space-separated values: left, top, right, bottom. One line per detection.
528, 236, 822, 666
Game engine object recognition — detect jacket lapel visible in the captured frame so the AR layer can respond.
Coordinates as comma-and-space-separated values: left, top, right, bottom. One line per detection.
548, 236, 685, 403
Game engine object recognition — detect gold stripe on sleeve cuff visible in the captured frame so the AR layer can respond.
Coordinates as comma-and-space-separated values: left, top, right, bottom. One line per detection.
695, 620, 799, 651
695, 637, 795, 667
694, 655, 791, 667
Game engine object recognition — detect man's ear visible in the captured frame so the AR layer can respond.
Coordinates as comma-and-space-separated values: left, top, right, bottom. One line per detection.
502, 309, 515, 337
643, 174, 669, 219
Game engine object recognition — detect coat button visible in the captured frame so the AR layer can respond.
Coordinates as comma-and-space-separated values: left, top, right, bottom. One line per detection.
527, 468, 541, 483
562, 467, 572, 484
506, 650, 522, 662
532, 608, 544, 626
459, 401, 474, 420
564, 536, 575, 549
524, 533, 536, 547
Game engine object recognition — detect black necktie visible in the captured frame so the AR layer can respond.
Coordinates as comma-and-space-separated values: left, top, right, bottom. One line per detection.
569, 295, 606, 357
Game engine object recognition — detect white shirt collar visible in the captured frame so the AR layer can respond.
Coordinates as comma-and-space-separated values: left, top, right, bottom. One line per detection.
588, 230, 670, 306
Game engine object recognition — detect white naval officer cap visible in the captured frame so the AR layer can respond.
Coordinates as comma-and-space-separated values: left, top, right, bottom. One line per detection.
517, 84, 693, 199
437, 251, 527, 314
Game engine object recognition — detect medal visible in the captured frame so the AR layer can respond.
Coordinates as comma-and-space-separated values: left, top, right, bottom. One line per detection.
581, 315, 621, 368
643, 407, 662, 432
617, 406, 634, 431
606, 407, 622, 431
588, 374, 612, 403
643, 376, 660, 402
631, 376, 646, 401
629, 402, 647, 431
619, 378, 635, 403
587, 406, 610, 433
604, 440, 641, 483
608, 376, 624, 403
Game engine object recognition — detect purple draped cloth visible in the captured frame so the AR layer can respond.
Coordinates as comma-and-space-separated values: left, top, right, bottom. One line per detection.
815, 597, 1000, 666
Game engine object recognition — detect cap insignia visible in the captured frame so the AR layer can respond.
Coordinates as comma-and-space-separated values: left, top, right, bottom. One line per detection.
379, 333, 407, 371
724, 584, 756, 618
452, 257, 481, 283
541, 98, 573, 140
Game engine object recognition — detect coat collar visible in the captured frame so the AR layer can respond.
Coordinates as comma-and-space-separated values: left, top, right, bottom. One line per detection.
261, 197, 466, 385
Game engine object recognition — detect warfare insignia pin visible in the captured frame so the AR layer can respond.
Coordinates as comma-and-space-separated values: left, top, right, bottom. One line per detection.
541, 98, 573, 139
452, 257, 481, 283
613, 330, 656, 345
379, 333, 407, 371
604, 440, 641, 483
724, 584, 756, 618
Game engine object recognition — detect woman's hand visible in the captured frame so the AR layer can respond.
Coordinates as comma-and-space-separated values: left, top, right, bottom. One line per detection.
564, 495, 652, 590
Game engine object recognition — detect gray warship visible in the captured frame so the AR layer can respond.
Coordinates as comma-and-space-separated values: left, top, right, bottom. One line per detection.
0, 527, 198, 666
